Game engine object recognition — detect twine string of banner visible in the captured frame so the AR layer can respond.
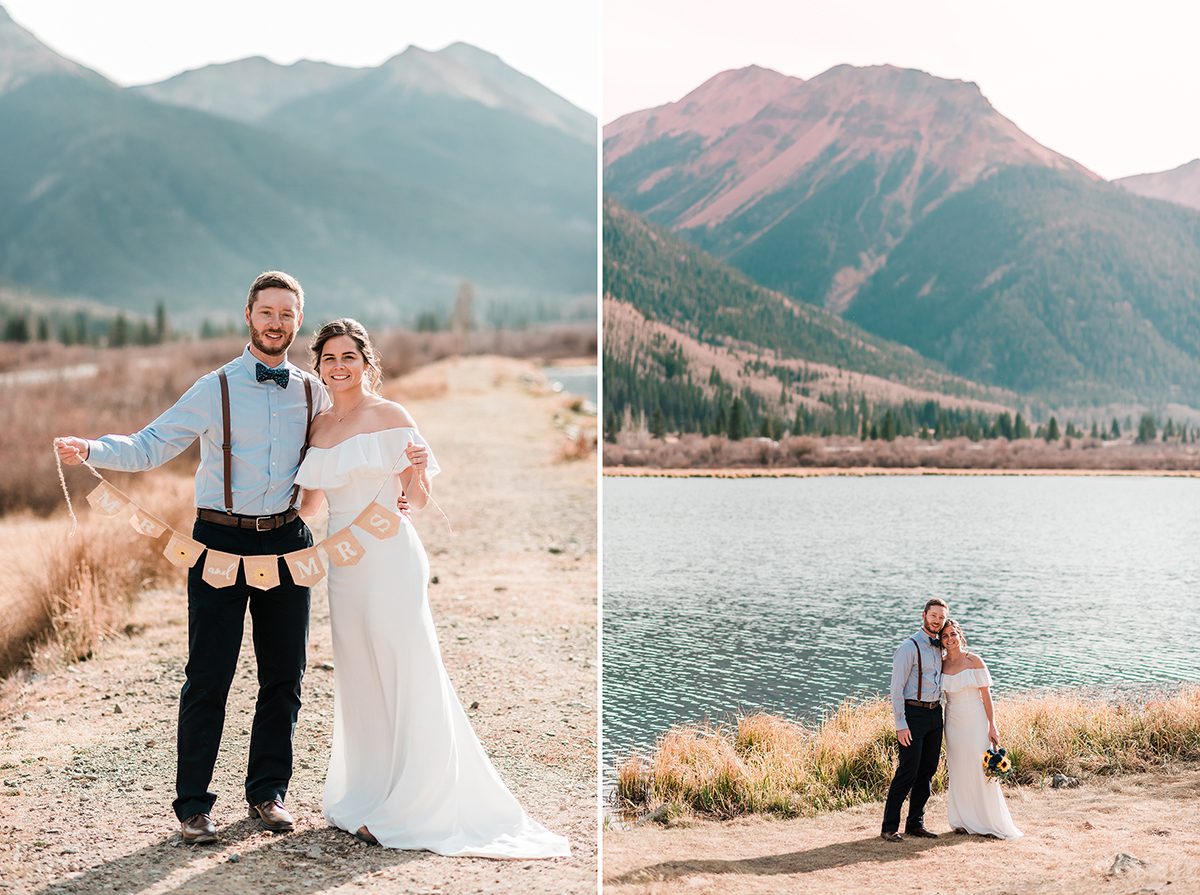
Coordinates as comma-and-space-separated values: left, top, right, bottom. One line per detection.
366, 444, 453, 535
51, 435, 453, 589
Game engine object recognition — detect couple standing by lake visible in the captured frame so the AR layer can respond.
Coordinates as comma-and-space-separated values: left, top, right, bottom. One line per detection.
882, 597, 1022, 842
54, 271, 569, 858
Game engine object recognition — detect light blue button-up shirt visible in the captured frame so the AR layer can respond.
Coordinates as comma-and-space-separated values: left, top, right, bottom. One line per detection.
87, 345, 330, 515
890, 629, 943, 730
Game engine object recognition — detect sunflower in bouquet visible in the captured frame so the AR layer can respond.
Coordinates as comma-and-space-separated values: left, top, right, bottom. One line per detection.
981, 747, 1013, 782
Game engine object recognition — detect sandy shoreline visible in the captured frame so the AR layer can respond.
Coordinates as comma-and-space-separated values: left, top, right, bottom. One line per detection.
605, 465, 1200, 478
0, 356, 597, 895
603, 766, 1200, 894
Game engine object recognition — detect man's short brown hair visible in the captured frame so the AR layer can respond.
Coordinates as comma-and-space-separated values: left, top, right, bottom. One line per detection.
247, 271, 304, 312
924, 598, 948, 614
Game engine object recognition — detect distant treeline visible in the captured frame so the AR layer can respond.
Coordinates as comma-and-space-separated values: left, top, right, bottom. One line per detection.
2, 281, 578, 348
604, 345, 1194, 446
1, 302, 173, 347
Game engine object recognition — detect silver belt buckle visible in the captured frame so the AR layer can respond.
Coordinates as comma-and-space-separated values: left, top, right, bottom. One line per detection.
255, 515, 272, 531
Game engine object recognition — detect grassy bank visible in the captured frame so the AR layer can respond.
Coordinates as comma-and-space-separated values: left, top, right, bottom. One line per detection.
0, 476, 191, 679
604, 432, 1200, 472
613, 688, 1200, 820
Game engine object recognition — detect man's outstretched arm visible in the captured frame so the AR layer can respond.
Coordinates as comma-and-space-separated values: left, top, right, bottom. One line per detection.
57, 375, 212, 472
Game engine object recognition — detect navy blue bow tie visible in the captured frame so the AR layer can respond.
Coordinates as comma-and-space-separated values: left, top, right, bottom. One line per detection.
929, 635, 940, 646
256, 362, 290, 388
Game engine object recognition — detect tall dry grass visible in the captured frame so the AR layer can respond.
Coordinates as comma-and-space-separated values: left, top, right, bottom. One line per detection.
0, 476, 192, 678
614, 689, 1200, 820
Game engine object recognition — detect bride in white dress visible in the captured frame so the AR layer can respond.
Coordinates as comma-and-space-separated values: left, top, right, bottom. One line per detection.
295, 318, 569, 859
940, 620, 1022, 840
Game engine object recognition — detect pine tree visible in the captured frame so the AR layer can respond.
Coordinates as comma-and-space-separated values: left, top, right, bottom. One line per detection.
997, 412, 1014, 440
1136, 414, 1157, 444
3, 316, 30, 342
883, 409, 898, 442
650, 407, 666, 439
793, 408, 805, 436
1045, 417, 1061, 442
1110, 418, 1121, 439
155, 301, 169, 343
728, 398, 747, 441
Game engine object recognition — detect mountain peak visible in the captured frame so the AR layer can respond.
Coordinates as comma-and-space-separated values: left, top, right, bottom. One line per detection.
373, 42, 593, 140
1117, 157, 1200, 210
605, 64, 799, 160
0, 5, 108, 93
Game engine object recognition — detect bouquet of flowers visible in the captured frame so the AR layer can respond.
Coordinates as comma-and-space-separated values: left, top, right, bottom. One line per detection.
981, 747, 1013, 782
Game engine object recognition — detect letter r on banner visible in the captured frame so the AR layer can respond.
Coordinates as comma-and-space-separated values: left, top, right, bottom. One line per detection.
128, 507, 168, 538
323, 528, 365, 567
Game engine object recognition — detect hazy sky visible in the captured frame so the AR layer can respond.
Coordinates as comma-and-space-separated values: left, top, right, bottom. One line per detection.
604, 0, 1200, 181
4, 0, 599, 115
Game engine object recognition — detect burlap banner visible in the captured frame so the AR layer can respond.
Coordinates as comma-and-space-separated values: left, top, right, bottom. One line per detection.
80, 478, 408, 590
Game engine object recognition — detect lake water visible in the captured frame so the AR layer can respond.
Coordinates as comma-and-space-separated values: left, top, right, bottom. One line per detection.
603, 475, 1200, 772
543, 365, 597, 405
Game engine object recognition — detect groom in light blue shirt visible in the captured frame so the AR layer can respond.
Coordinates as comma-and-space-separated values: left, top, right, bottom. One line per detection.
881, 597, 948, 841
57, 271, 330, 844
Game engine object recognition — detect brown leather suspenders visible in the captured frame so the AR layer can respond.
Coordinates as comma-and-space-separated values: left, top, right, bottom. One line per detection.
911, 636, 924, 701
218, 370, 233, 513
216, 369, 313, 514
290, 378, 314, 507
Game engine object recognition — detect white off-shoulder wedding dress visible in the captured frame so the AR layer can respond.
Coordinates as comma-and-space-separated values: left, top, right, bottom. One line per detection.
295, 427, 570, 859
942, 665, 1023, 840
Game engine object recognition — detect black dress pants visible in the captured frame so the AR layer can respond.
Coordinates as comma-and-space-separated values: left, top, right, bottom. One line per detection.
172, 516, 312, 821
881, 703, 943, 834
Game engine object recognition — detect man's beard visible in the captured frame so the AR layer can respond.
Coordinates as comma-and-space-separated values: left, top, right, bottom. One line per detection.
249, 323, 295, 358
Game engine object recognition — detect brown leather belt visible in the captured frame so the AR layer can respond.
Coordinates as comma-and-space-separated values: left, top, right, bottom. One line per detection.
197, 508, 298, 531
905, 699, 940, 709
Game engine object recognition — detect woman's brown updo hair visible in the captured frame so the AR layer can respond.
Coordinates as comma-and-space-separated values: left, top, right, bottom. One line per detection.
309, 318, 383, 393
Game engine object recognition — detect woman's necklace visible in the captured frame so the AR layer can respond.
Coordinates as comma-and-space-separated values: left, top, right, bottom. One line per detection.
333, 393, 368, 423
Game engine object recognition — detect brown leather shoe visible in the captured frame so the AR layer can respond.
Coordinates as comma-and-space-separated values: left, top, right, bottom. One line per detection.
181, 813, 217, 844
353, 825, 379, 846
880, 831, 903, 842
248, 798, 294, 832
906, 825, 939, 838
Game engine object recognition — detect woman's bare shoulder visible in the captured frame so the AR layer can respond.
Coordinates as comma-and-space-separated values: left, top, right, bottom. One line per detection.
373, 400, 417, 429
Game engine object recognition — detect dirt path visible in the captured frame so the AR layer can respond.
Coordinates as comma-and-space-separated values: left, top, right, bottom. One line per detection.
603, 767, 1200, 894
0, 356, 597, 895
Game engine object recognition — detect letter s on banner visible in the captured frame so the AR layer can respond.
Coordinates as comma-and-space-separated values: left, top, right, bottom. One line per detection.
353, 501, 402, 540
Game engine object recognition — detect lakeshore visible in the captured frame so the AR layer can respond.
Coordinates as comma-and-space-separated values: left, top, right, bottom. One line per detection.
606, 465, 1200, 478
603, 764, 1200, 895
